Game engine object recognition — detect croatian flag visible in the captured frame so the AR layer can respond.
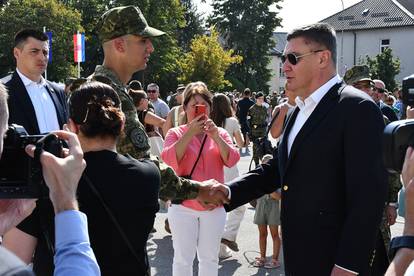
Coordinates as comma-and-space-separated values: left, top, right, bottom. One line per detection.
73, 33, 85, 63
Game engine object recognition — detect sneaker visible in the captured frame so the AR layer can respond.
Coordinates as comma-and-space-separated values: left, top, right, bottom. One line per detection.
164, 219, 171, 234
221, 238, 239, 252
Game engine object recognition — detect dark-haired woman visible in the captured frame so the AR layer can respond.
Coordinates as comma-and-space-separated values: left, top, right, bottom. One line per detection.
3, 82, 160, 276
129, 88, 166, 157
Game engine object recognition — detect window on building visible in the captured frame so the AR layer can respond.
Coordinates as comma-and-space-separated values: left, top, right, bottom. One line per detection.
279, 61, 285, 77
380, 39, 390, 53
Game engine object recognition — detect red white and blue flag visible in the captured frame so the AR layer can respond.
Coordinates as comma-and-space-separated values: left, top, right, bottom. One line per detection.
73, 33, 85, 63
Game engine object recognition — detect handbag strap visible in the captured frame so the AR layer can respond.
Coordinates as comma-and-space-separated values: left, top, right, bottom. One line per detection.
188, 134, 207, 178
82, 174, 150, 275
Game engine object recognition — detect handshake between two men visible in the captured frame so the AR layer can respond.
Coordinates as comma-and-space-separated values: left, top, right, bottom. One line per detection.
196, 179, 230, 208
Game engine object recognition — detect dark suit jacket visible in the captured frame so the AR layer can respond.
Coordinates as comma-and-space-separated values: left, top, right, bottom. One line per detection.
0, 246, 34, 276
227, 83, 387, 275
5, 71, 67, 135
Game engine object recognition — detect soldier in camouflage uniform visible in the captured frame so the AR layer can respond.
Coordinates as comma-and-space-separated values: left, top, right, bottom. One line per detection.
247, 92, 268, 167
270, 91, 279, 110
345, 65, 402, 274
92, 6, 201, 202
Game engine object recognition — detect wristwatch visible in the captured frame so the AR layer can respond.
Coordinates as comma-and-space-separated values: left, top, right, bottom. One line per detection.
389, 236, 414, 259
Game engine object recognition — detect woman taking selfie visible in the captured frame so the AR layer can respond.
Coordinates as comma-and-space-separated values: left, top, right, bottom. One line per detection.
161, 82, 240, 276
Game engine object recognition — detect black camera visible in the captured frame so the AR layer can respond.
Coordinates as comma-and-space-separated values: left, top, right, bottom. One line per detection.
0, 124, 64, 198
383, 75, 414, 173
402, 74, 414, 106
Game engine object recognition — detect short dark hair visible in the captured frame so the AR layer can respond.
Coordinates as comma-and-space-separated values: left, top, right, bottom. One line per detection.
14, 29, 48, 48
287, 23, 337, 65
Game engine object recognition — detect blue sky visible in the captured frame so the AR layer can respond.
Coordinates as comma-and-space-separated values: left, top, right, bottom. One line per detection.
193, 0, 361, 32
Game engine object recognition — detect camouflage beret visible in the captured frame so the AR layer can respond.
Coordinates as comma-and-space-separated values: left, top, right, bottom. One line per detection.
343, 65, 373, 85
95, 6, 165, 42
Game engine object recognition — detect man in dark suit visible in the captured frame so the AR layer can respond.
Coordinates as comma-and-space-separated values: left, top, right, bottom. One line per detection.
4, 29, 67, 135
211, 23, 387, 275
2, 29, 67, 269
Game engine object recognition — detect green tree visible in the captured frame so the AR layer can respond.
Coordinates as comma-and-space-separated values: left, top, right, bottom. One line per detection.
365, 48, 401, 91
177, 0, 205, 52
208, 0, 282, 92
179, 29, 242, 91
0, 0, 83, 81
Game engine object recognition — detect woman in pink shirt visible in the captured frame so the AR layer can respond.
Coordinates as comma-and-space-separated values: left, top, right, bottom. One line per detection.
161, 82, 239, 276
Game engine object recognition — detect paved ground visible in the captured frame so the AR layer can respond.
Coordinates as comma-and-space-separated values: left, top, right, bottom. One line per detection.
148, 143, 404, 275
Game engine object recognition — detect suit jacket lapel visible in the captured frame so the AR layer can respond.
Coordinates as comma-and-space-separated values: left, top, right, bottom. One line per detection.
45, 83, 65, 128
11, 72, 40, 134
285, 83, 343, 173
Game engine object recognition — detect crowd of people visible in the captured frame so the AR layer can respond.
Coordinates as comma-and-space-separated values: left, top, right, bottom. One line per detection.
0, 4, 414, 276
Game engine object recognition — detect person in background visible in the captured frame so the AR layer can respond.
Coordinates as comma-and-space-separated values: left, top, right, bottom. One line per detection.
161, 82, 239, 276
210, 93, 246, 259
252, 154, 281, 269
147, 83, 170, 119
247, 92, 268, 167
270, 86, 296, 140
236, 88, 254, 155
129, 88, 165, 157
163, 84, 186, 135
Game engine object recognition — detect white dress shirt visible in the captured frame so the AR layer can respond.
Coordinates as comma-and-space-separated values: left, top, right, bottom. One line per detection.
287, 75, 341, 156
16, 69, 60, 133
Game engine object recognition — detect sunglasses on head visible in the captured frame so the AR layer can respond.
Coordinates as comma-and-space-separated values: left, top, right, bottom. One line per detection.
281, 49, 325, 65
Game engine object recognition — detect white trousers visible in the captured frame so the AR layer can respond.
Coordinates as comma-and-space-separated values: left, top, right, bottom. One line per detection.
168, 204, 226, 276
222, 204, 246, 241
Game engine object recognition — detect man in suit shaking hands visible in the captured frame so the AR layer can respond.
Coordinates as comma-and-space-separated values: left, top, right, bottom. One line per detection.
212, 23, 387, 275
4, 29, 67, 135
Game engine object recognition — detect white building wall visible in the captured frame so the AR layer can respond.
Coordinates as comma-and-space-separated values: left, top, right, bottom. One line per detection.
267, 55, 286, 93
336, 26, 414, 83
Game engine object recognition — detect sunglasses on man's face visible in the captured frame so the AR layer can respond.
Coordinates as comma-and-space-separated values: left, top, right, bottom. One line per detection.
281, 50, 324, 65
147, 90, 157, 93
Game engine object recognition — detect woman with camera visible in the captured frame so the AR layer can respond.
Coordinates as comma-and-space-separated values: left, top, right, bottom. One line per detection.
3, 82, 160, 276
161, 82, 239, 276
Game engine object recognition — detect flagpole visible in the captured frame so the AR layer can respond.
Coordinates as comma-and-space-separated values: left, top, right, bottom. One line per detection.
77, 31, 81, 78
43, 26, 47, 81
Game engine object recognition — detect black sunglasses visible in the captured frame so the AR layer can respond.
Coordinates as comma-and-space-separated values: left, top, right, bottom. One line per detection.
281, 50, 324, 65
147, 90, 157, 93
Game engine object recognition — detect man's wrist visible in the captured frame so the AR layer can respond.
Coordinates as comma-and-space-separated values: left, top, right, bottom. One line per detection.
51, 197, 79, 214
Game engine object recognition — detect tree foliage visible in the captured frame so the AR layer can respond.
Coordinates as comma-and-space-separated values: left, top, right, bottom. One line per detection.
178, 29, 242, 91
177, 0, 205, 52
365, 48, 401, 91
0, 0, 83, 81
208, 0, 282, 92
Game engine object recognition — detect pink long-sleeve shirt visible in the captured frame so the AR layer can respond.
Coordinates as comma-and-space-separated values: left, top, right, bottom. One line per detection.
161, 125, 240, 211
